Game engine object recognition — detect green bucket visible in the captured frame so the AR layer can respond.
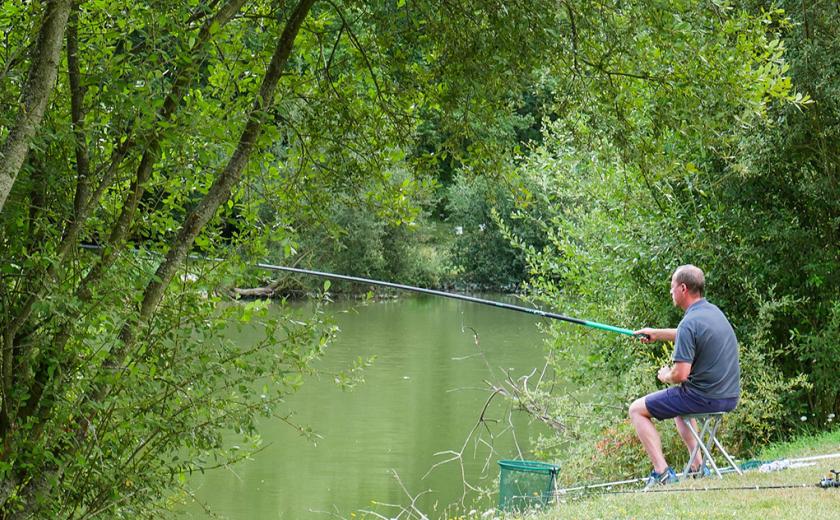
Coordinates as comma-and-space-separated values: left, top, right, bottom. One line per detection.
497, 459, 559, 512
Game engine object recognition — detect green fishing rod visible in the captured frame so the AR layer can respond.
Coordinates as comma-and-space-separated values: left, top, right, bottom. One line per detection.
78, 244, 640, 336
256, 263, 643, 338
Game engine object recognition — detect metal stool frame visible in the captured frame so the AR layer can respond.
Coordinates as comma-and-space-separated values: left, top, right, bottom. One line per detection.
680, 412, 743, 479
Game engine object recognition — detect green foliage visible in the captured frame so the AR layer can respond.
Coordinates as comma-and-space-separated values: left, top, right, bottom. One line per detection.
0, 1, 573, 516
2, 0, 837, 515
789, 301, 840, 419
695, 0, 840, 421
290, 190, 449, 291
445, 173, 550, 290
0, 252, 339, 517
446, 175, 523, 289
494, 0, 838, 487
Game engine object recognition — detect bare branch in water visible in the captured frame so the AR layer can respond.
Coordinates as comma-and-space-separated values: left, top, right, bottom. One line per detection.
360, 470, 433, 519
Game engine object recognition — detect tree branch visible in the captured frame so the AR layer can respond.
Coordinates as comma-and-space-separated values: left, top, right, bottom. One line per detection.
2, 0, 250, 447
95, 0, 316, 410
0, 0, 72, 213
67, 2, 91, 221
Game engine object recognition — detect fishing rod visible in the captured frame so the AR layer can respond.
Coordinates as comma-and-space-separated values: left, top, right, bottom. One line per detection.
255, 263, 644, 338
554, 454, 840, 496
77, 244, 642, 337
570, 472, 840, 495
591, 483, 820, 494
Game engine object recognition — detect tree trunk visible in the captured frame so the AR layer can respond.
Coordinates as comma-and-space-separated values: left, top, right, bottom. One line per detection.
67, 3, 91, 221
0, 0, 72, 213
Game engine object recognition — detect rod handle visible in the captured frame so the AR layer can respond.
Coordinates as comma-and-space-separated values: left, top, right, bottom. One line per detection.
583, 321, 635, 336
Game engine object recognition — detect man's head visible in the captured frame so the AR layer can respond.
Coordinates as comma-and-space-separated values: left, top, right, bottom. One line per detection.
670, 264, 705, 309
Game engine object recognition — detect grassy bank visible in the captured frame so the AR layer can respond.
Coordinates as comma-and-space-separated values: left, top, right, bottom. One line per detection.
518, 428, 840, 520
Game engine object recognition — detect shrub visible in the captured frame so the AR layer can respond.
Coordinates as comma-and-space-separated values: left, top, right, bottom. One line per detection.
445, 173, 549, 290
293, 201, 450, 293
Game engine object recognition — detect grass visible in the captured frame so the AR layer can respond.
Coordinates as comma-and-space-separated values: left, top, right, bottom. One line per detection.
515, 428, 840, 520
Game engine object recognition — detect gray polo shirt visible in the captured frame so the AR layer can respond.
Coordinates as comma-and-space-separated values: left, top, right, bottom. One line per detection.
673, 299, 740, 399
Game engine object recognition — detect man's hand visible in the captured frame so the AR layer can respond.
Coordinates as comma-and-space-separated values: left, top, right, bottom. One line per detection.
635, 328, 657, 343
633, 327, 678, 343
657, 362, 691, 384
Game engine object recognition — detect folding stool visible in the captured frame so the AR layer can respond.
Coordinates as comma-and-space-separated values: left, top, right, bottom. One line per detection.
679, 412, 743, 479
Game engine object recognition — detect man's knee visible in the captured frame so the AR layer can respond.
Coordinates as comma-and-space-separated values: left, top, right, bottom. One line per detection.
629, 397, 650, 420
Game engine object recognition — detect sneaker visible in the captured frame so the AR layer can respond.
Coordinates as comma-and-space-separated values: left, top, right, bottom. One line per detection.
688, 464, 712, 479
644, 466, 679, 490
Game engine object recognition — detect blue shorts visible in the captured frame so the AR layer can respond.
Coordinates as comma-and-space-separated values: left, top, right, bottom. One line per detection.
644, 385, 738, 420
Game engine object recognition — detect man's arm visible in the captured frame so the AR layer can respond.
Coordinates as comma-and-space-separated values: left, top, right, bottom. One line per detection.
634, 327, 678, 343
657, 362, 691, 384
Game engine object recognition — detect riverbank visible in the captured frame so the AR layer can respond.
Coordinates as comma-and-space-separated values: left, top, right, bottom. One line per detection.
519, 428, 840, 520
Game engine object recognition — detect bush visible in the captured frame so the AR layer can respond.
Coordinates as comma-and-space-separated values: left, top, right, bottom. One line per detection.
494, 5, 840, 483
445, 173, 549, 290
294, 200, 450, 292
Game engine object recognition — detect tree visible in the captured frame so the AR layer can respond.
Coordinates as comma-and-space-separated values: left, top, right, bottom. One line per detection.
0, 1, 566, 516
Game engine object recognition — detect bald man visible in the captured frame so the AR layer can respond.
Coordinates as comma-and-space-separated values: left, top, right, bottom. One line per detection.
630, 265, 740, 489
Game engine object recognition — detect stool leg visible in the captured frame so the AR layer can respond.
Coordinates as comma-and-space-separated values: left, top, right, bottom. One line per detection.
682, 436, 699, 478
706, 416, 724, 478
711, 435, 743, 475
705, 415, 742, 476
696, 417, 723, 478
684, 419, 708, 474
679, 417, 702, 478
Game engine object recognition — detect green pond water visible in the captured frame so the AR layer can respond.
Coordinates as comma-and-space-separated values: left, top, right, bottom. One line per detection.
182, 294, 550, 518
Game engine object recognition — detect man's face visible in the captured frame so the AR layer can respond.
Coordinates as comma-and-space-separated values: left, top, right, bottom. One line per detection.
670, 275, 685, 307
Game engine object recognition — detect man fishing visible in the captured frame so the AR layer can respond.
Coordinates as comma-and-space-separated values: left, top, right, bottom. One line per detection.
630, 264, 740, 489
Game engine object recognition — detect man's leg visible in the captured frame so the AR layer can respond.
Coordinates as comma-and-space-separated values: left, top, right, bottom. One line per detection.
629, 397, 668, 473
675, 416, 702, 470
